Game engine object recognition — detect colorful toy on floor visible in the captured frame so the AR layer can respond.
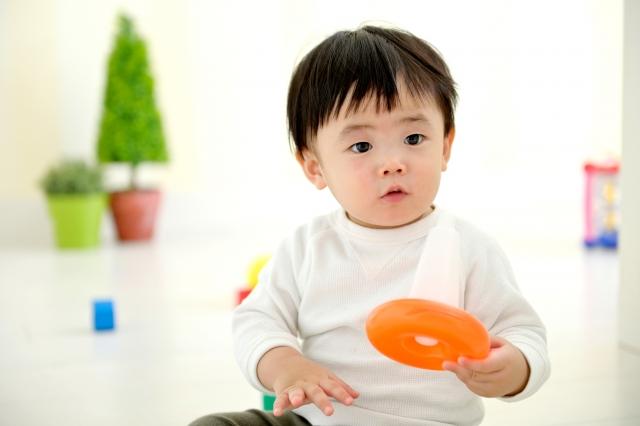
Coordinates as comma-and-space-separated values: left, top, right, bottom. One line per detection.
247, 254, 272, 289
236, 288, 252, 306
234, 254, 275, 411
262, 394, 276, 411
584, 160, 620, 249
93, 299, 115, 331
235, 254, 272, 305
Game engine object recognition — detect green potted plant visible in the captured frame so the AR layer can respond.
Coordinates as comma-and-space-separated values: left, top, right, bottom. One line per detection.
40, 160, 106, 249
96, 13, 169, 241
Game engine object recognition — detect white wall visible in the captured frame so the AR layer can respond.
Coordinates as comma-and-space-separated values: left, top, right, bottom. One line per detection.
0, 0, 624, 247
619, 0, 640, 352
0, 0, 61, 196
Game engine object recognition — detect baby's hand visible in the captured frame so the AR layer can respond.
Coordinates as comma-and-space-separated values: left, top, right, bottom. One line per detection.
271, 354, 359, 417
443, 336, 530, 398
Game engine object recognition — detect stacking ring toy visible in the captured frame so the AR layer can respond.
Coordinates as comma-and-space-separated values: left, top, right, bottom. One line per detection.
366, 298, 490, 370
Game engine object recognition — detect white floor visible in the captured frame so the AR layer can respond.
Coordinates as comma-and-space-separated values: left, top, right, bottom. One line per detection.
1, 230, 638, 425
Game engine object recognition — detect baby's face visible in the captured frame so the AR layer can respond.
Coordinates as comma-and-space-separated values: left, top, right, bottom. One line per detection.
298, 84, 454, 228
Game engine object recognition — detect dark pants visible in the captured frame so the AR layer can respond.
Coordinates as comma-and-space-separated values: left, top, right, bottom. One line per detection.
189, 409, 311, 426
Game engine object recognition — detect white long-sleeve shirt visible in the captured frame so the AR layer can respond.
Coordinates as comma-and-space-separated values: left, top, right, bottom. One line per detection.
233, 208, 550, 425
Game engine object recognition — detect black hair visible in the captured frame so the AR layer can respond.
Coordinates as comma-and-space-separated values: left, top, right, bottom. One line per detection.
287, 25, 458, 153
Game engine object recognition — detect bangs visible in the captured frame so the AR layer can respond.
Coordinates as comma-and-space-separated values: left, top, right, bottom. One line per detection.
287, 26, 457, 153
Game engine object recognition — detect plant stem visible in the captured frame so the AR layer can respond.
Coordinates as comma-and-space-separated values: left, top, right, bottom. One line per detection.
130, 163, 138, 191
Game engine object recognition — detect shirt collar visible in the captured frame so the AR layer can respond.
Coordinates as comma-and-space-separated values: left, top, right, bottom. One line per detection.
332, 206, 442, 244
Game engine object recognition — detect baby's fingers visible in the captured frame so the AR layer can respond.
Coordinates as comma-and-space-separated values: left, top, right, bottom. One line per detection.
304, 383, 334, 416
273, 392, 293, 417
319, 380, 354, 406
332, 375, 360, 399
274, 386, 306, 416
443, 361, 473, 382
287, 387, 307, 408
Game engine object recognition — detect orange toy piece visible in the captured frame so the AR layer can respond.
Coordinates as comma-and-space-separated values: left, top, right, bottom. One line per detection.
366, 298, 490, 370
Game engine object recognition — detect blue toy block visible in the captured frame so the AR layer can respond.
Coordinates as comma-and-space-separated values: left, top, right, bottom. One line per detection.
93, 299, 115, 331
598, 231, 618, 249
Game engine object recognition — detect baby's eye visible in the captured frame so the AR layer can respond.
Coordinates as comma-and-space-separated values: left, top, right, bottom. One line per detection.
349, 142, 372, 153
404, 134, 424, 145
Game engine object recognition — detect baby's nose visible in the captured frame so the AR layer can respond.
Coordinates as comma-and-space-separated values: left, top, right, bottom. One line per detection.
380, 160, 407, 176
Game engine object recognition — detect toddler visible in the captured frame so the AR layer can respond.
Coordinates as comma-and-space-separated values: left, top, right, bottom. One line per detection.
191, 25, 550, 426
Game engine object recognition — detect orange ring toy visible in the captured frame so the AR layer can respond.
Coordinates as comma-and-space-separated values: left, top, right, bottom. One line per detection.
366, 299, 490, 370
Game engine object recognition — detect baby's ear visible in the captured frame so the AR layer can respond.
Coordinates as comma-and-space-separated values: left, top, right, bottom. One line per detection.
296, 149, 327, 190
441, 127, 455, 171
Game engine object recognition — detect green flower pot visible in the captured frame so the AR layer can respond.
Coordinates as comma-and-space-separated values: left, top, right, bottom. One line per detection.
46, 193, 106, 249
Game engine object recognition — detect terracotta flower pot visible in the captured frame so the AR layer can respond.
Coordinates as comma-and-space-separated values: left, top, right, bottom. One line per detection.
109, 190, 161, 241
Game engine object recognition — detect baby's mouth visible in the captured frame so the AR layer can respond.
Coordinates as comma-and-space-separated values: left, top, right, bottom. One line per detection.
381, 186, 408, 200
382, 185, 406, 196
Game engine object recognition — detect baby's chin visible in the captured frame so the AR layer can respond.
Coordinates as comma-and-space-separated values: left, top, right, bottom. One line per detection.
349, 211, 428, 229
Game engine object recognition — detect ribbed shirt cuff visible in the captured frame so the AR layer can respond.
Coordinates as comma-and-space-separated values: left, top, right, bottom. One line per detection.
499, 339, 550, 402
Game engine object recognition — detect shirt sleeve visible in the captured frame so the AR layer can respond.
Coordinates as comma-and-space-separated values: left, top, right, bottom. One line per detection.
463, 236, 551, 402
231, 234, 304, 394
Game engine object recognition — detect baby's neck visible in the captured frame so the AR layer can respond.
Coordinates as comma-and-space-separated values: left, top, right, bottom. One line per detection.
346, 205, 435, 229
